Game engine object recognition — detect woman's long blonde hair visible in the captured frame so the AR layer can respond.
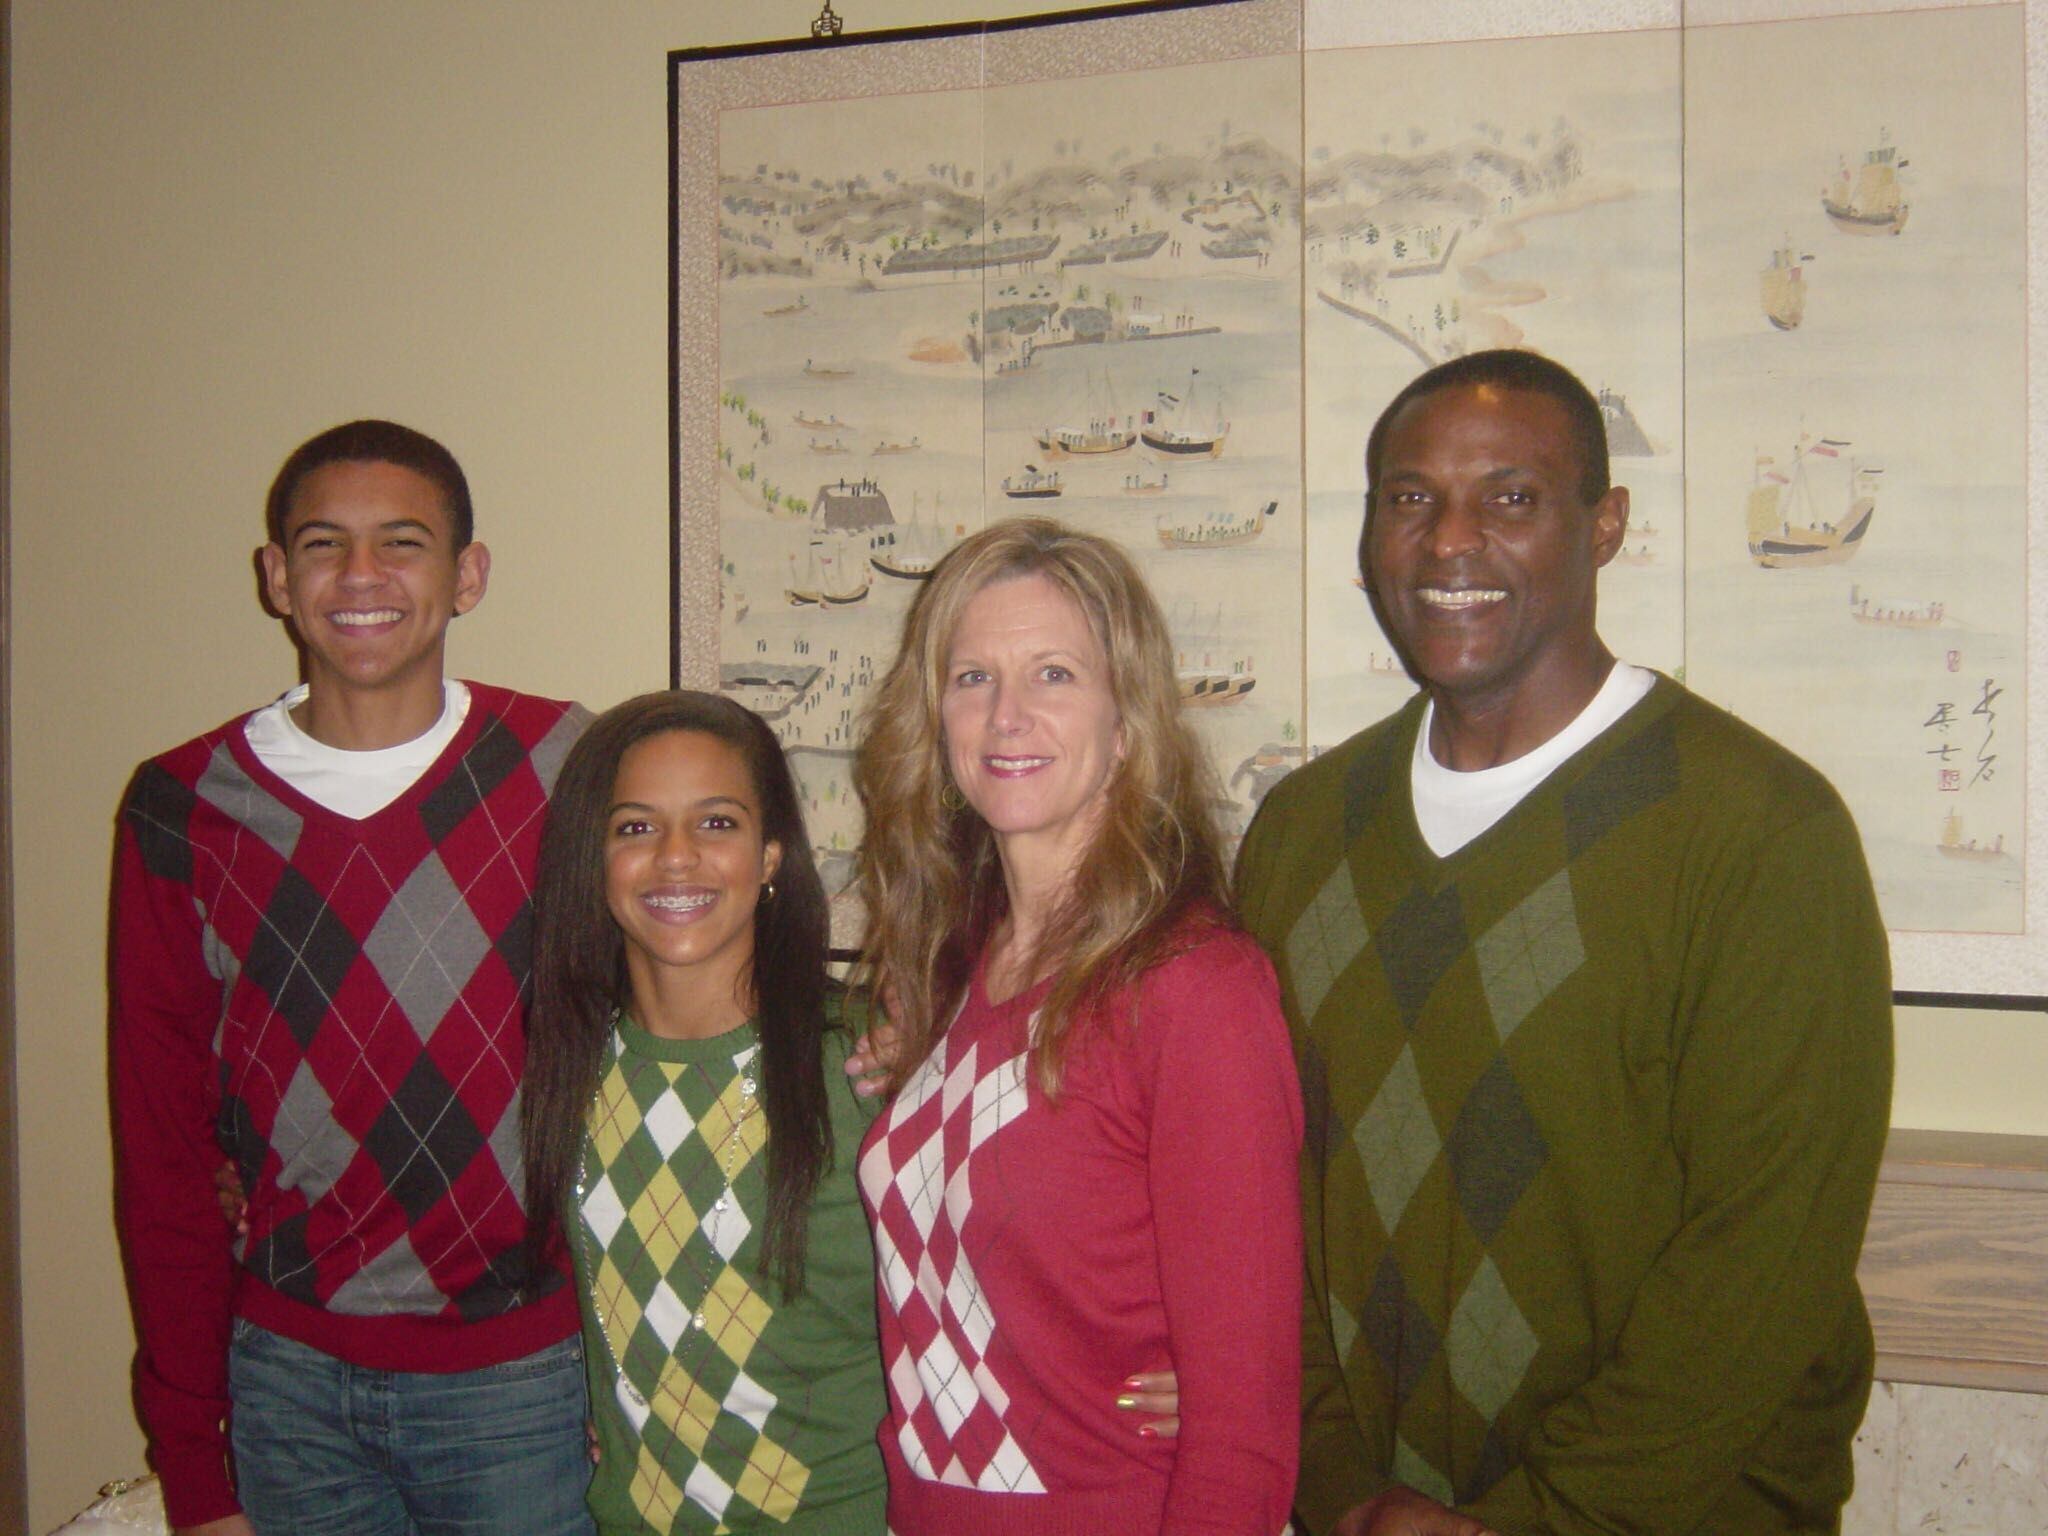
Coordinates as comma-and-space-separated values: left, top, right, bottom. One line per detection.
853, 517, 1230, 1092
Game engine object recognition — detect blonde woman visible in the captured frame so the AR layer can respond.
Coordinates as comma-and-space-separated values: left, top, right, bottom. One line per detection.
853, 518, 1302, 1535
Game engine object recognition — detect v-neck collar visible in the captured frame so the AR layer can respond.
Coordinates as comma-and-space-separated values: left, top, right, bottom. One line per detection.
224, 679, 493, 834
1388, 673, 1679, 878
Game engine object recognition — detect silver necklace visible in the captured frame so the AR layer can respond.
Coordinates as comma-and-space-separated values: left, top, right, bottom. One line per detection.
575, 1022, 759, 1415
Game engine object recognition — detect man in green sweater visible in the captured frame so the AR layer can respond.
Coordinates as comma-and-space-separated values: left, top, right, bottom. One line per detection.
1236, 350, 1892, 1536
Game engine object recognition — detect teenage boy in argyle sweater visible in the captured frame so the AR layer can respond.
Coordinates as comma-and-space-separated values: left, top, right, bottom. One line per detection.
112, 422, 594, 1536
1236, 353, 1892, 1535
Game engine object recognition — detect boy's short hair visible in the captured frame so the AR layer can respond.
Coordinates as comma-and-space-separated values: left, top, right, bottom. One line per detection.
265, 420, 474, 548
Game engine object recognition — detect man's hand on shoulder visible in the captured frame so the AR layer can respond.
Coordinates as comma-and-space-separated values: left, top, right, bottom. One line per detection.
1332, 1486, 1496, 1536
843, 1025, 899, 1097
842, 984, 904, 1099
175, 1516, 256, 1536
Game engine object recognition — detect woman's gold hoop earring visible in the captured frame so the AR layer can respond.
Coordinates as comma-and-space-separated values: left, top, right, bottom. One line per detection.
940, 781, 966, 812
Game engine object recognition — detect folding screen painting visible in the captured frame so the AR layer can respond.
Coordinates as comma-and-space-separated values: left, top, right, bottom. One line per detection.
673, 0, 2041, 992
1680, 2, 2029, 990
1302, 23, 1686, 747
675, 0, 1307, 939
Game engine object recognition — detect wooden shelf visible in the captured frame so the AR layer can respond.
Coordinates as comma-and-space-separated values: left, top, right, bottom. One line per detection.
1860, 1130, 2048, 1394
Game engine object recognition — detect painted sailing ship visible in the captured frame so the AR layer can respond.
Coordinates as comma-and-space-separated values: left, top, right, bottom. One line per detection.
1156, 501, 1277, 550
1823, 134, 1909, 236
869, 494, 947, 582
718, 661, 822, 723
1746, 435, 1880, 569
1001, 465, 1063, 499
1938, 811, 2007, 861
784, 537, 870, 607
816, 538, 869, 606
1597, 387, 1654, 458
1172, 602, 1256, 705
1760, 240, 1811, 330
1141, 370, 1229, 458
1037, 371, 1136, 457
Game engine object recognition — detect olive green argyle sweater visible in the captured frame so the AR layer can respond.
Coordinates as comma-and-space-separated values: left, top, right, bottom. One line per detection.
1236, 676, 1892, 1536
574, 1012, 885, 1535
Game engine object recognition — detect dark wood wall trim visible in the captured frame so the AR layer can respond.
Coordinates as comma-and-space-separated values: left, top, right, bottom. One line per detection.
0, 0, 28, 1526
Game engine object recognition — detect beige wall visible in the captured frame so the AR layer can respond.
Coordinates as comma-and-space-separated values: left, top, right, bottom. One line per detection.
6, 2, 1044, 1525
8, 1, 2044, 1528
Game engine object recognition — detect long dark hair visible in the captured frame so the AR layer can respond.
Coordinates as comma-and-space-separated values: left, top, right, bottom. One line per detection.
522, 690, 833, 1297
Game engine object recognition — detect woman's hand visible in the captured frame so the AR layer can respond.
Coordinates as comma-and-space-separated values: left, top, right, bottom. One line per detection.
175, 1517, 256, 1536
1333, 1487, 1496, 1536
1116, 1369, 1179, 1438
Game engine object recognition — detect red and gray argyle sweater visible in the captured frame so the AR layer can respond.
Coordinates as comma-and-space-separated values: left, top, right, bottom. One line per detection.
111, 681, 589, 1528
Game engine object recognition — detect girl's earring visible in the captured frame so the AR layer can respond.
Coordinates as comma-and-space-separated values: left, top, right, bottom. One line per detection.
940, 781, 966, 812
761, 880, 776, 901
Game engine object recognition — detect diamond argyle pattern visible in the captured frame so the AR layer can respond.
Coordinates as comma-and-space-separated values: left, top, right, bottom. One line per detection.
1289, 857, 1368, 1025
1394, 1433, 1456, 1507
579, 1033, 812, 1533
1253, 687, 1878, 1524
1354, 1044, 1439, 1237
1375, 882, 1466, 1028
1446, 1258, 1539, 1423
1475, 869, 1584, 1043
1561, 714, 1678, 859
127, 762, 200, 883
242, 863, 361, 1047
860, 1033, 1044, 1494
363, 853, 493, 1041
1443, 1059, 1547, 1246
119, 688, 582, 1321
1276, 707, 1676, 1508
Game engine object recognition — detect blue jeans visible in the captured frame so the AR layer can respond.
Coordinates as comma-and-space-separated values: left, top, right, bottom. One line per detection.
229, 1319, 594, 1536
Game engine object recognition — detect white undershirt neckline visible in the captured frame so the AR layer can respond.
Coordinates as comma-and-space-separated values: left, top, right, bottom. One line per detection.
243, 679, 472, 819
1410, 663, 1657, 858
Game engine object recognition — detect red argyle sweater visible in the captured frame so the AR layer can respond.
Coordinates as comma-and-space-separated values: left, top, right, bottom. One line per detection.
111, 681, 589, 1527
858, 920, 1304, 1536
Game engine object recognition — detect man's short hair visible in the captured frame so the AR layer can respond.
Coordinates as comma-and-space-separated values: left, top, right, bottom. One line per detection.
265, 420, 475, 548
1365, 349, 1612, 506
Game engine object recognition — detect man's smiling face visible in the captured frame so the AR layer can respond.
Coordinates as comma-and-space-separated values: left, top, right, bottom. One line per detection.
1365, 381, 1626, 721
260, 458, 487, 704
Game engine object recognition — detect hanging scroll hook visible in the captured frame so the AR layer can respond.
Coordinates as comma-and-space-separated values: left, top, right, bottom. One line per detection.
812, 3, 844, 38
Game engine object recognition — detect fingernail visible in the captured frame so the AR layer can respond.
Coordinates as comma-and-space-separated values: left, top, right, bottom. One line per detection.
1115, 1394, 1138, 1410
1121, 1375, 1145, 1388
1138, 1424, 1158, 1439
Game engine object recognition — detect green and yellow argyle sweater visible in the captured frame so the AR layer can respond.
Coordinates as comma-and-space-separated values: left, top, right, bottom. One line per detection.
1236, 676, 1892, 1536
574, 1010, 885, 1536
